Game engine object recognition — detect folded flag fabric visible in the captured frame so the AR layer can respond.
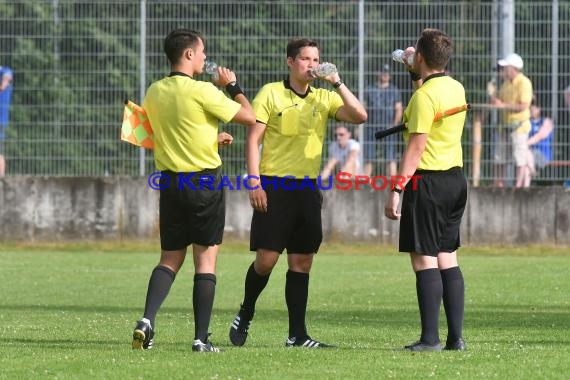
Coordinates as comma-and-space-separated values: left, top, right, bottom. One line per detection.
121, 100, 154, 149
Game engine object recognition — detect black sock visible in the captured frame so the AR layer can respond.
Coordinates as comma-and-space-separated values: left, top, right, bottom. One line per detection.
415, 268, 442, 345
285, 270, 309, 339
441, 266, 465, 343
193, 273, 216, 342
241, 262, 270, 319
143, 265, 176, 327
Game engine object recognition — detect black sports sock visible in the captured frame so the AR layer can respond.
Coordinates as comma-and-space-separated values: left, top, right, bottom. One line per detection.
241, 262, 270, 319
285, 270, 309, 339
193, 273, 216, 342
441, 266, 465, 343
143, 265, 176, 327
415, 268, 443, 345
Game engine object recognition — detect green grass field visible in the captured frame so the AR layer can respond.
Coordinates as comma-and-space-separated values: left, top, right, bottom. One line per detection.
1, 241, 568, 379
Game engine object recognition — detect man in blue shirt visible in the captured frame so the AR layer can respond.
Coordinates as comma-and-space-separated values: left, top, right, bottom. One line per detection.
0, 65, 13, 177
363, 64, 403, 177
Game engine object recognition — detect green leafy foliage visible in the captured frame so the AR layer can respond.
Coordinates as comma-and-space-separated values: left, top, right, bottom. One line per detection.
1, 1, 569, 176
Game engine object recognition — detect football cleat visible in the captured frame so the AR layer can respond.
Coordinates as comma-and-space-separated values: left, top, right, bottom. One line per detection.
132, 319, 154, 350
229, 306, 252, 346
285, 336, 335, 348
404, 340, 442, 352
192, 339, 221, 353
444, 338, 467, 351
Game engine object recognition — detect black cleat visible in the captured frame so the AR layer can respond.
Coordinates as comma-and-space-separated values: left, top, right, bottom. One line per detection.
229, 306, 252, 346
404, 340, 442, 352
285, 336, 335, 348
192, 339, 221, 353
132, 319, 154, 350
444, 338, 466, 351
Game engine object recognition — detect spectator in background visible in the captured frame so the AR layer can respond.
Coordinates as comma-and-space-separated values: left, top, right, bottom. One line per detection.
320, 125, 361, 177
363, 63, 403, 177
0, 65, 13, 177
488, 53, 533, 188
527, 102, 554, 182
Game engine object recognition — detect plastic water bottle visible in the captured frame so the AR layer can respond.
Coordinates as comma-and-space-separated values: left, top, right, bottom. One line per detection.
204, 60, 219, 80
311, 62, 338, 77
392, 49, 414, 65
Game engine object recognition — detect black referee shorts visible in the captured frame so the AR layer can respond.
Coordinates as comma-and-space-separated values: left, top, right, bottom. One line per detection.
159, 167, 225, 250
399, 167, 467, 256
250, 176, 323, 254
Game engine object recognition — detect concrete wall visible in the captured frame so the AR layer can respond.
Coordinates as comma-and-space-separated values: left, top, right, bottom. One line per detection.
1, 177, 569, 245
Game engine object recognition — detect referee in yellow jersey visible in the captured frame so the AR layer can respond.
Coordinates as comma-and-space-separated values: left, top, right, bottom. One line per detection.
229, 38, 367, 348
384, 29, 468, 352
132, 29, 255, 353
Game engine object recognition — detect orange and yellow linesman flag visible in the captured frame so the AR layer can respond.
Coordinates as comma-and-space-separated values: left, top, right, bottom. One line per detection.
121, 100, 154, 149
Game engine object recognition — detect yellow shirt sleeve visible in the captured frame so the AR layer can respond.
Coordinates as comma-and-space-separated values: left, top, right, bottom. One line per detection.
405, 90, 436, 134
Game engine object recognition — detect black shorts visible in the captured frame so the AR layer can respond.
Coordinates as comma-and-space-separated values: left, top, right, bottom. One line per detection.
159, 167, 225, 250
399, 167, 467, 256
250, 176, 323, 254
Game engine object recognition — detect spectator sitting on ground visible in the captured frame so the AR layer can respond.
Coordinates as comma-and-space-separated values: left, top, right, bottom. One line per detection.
320, 125, 361, 177
527, 102, 554, 180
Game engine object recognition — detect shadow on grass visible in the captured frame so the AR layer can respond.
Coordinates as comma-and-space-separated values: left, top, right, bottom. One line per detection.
0, 337, 399, 352
0, 337, 124, 348
2, 303, 568, 330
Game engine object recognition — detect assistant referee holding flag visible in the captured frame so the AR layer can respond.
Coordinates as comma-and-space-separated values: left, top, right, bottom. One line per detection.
131, 28, 255, 353
384, 28, 468, 352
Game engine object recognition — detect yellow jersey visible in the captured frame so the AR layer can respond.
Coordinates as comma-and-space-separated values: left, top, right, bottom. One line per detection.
403, 74, 466, 170
253, 79, 344, 178
143, 73, 241, 172
498, 72, 533, 134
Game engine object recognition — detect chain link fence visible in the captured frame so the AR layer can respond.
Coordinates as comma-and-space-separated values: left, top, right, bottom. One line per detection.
1, 0, 569, 185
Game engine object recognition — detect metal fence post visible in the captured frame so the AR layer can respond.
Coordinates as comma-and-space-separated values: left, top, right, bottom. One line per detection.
139, 0, 147, 177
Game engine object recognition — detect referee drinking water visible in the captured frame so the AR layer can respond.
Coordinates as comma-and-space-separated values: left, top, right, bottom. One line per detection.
384, 28, 468, 352
229, 38, 367, 348
131, 28, 255, 353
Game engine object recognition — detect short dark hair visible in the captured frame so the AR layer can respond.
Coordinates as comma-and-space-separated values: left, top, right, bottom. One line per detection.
416, 28, 453, 70
286, 38, 320, 59
163, 29, 203, 65
336, 124, 353, 136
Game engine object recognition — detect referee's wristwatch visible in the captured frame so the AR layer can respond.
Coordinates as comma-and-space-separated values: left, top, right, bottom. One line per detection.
333, 80, 343, 89
392, 187, 403, 194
